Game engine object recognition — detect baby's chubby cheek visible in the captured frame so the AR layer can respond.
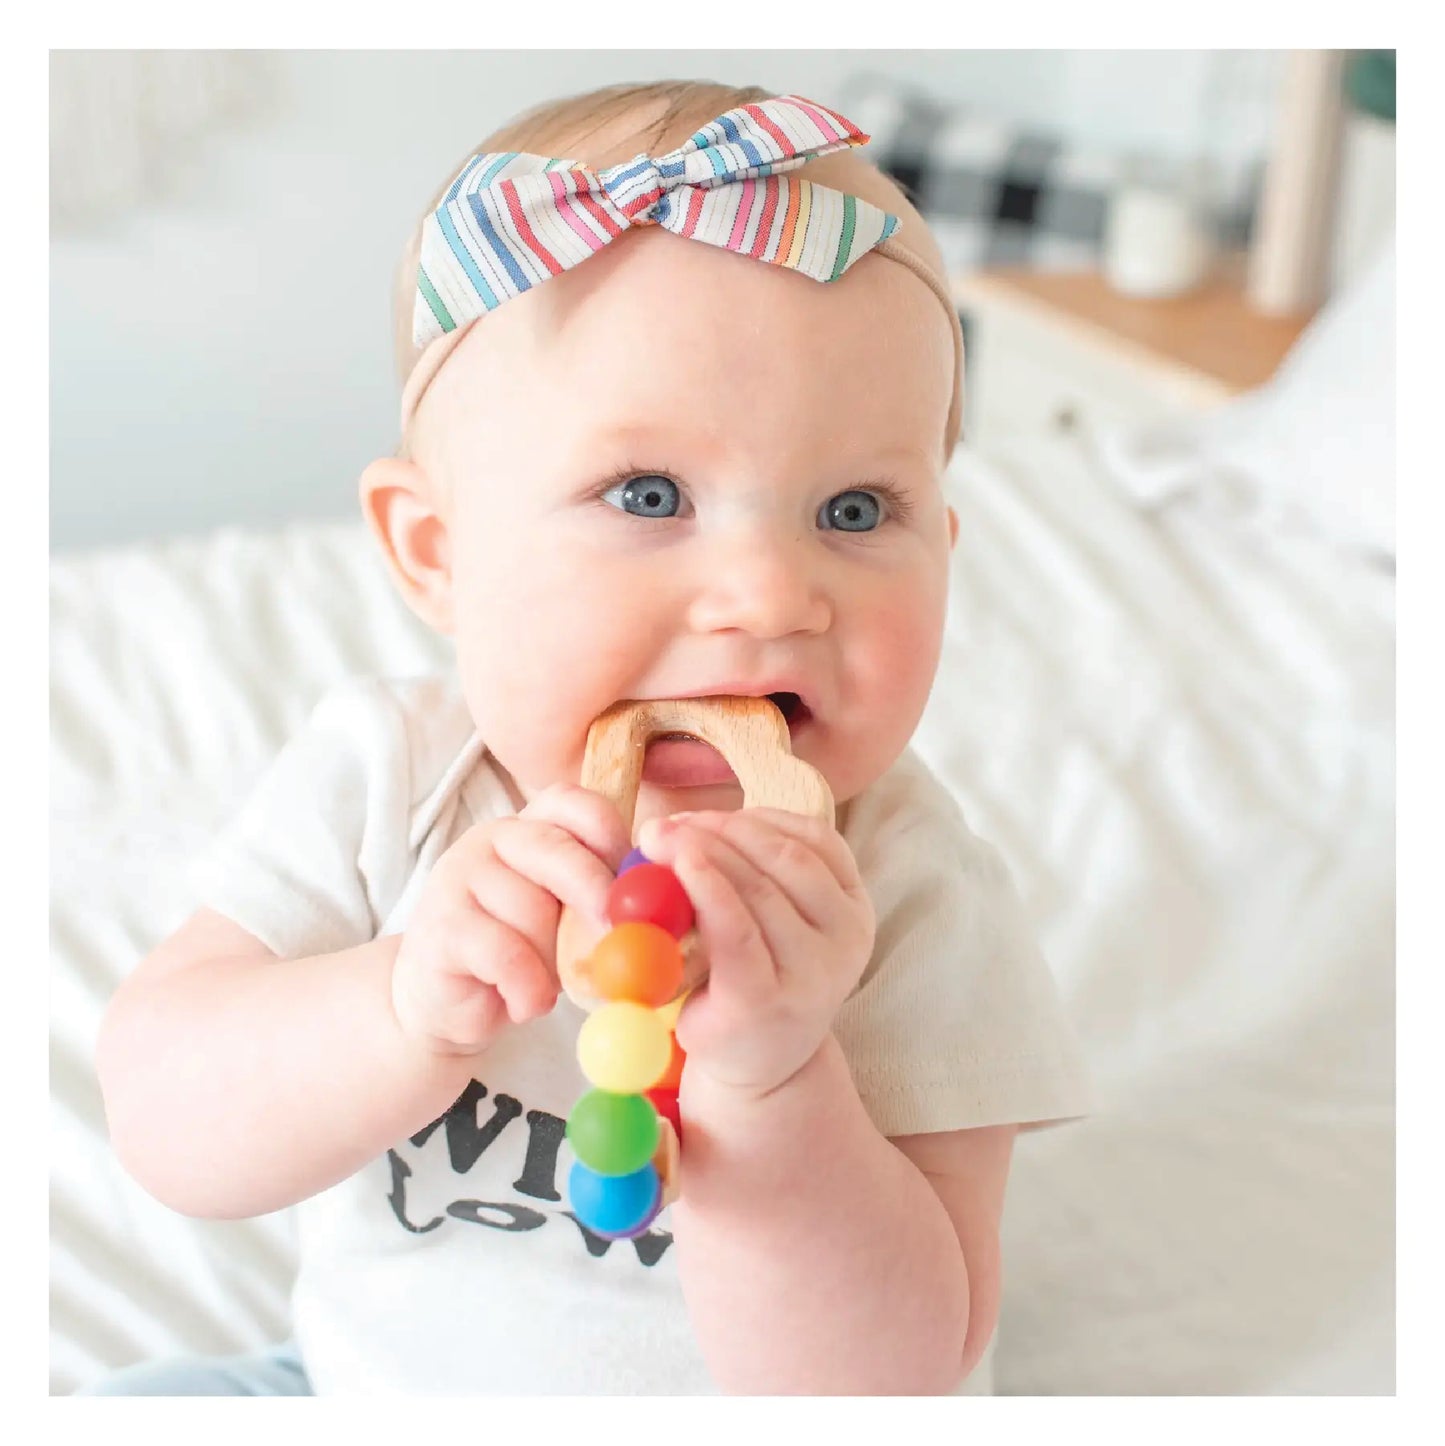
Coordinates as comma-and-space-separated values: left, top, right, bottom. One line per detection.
826, 577, 948, 801
444, 521, 657, 791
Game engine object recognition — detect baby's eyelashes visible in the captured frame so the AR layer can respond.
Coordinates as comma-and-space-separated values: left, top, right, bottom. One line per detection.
598, 472, 690, 520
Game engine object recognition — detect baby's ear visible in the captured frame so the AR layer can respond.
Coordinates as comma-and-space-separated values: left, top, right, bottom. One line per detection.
358, 456, 454, 634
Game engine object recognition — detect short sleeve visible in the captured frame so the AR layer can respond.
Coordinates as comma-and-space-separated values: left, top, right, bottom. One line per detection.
189, 679, 414, 959
835, 751, 1090, 1136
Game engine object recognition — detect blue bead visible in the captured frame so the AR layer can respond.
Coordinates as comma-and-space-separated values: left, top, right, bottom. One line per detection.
593, 1196, 663, 1241
568, 1160, 660, 1237
618, 848, 650, 876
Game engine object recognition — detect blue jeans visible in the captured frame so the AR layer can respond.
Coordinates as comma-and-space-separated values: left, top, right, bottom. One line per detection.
76, 1341, 310, 1395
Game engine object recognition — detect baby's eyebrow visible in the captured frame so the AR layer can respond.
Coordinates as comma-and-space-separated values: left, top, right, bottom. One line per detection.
852, 444, 937, 469
590, 421, 728, 462
587, 424, 934, 473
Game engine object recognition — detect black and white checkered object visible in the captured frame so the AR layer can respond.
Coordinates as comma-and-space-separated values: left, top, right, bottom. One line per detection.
837, 74, 1260, 276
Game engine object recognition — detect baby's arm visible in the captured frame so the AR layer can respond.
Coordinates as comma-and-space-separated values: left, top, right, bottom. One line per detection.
640, 807, 1013, 1393
97, 785, 627, 1219
97, 913, 464, 1218
678, 1043, 1014, 1394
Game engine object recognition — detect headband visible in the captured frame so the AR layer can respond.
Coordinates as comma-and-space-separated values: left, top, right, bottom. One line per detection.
400, 94, 963, 447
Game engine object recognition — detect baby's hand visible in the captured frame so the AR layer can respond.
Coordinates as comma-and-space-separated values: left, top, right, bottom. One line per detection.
637, 808, 875, 1099
392, 785, 629, 1056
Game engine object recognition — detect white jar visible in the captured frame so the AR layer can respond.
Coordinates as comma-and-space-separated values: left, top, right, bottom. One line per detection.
1103, 183, 1215, 298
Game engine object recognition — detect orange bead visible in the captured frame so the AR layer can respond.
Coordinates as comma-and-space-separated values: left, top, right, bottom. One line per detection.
655, 1033, 685, 1091
589, 922, 684, 1007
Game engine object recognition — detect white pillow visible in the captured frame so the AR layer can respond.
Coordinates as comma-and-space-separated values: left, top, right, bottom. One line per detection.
1100, 239, 1396, 561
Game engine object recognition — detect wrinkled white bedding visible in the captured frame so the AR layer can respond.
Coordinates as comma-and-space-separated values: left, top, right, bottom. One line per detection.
49, 430, 1394, 1395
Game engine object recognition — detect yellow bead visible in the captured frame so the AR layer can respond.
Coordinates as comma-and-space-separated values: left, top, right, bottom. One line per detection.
577, 1002, 672, 1093
654, 990, 689, 1031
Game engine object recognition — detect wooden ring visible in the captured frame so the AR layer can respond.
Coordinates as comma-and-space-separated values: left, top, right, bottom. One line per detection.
555, 696, 834, 1010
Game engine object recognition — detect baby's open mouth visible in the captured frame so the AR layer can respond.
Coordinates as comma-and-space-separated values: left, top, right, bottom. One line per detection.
765, 690, 810, 727
641, 691, 814, 788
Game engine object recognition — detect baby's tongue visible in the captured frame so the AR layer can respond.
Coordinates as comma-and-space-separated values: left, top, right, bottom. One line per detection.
641, 735, 737, 788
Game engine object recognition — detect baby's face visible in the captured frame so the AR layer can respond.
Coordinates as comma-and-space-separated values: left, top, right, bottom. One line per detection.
420, 216, 956, 819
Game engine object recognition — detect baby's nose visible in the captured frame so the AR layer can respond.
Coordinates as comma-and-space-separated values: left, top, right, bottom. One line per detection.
684, 532, 832, 640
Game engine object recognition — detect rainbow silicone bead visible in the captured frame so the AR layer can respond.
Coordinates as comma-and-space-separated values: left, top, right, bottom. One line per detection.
655, 992, 688, 1031
566, 1088, 660, 1176
576, 1001, 672, 1093
605, 862, 695, 940
568, 1160, 661, 1238
646, 1086, 683, 1145
588, 921, 684, 1007
598, 1196, 662, 1241
566, 854, 690, 1234
657, 1030, 685, 1088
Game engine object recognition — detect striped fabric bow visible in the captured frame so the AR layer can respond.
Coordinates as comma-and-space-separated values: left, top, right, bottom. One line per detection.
413, 94, 900, 349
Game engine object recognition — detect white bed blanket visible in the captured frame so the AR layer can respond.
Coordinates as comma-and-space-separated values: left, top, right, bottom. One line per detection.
50, 432, 1394, 1394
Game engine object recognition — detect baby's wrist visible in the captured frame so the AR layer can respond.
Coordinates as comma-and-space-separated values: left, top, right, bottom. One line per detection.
672, 1036, 855, 1215
681, 1032, 841, 1124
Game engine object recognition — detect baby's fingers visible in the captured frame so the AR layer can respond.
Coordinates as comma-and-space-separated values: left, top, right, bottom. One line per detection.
520, 784, 631, 875
654, 828, 778, 1004
723, 808, 867, 898
488, 816, 616, 928
664, 811, 842, 932
451, 908, 558, 1025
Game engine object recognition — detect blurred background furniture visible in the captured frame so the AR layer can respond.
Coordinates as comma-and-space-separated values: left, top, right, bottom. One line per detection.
953, 265, 1315, 448
838, 68, 1263, 280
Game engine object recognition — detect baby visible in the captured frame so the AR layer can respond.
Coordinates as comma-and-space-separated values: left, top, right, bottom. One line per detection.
90, 80, 1087, 1396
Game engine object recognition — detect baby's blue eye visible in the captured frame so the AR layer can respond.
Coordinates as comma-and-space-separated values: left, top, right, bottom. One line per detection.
818, 490, 883, 532
602, 475, 682, 519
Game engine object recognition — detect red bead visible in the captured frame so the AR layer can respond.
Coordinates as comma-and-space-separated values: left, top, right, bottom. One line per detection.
647, 1087, 683, 1146
606, 862, 695, 939
655, 1033, 685, 1091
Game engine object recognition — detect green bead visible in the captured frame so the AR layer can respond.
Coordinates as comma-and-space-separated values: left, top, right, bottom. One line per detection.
566, 1089, 660, 1177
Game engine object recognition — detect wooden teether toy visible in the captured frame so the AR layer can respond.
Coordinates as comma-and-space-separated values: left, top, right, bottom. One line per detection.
557, 697, 834, 1008
561, 696, 834, 1238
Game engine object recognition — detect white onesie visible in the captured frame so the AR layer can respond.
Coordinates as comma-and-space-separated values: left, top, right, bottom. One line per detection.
193, 672, 1088, 1394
